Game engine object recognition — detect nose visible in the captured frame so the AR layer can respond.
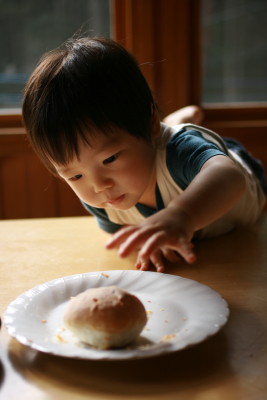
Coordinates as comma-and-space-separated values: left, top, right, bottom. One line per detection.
93, 175, 114, 193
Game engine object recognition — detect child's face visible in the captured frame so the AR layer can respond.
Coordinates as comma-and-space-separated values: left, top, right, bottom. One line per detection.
54, 129, 157, 210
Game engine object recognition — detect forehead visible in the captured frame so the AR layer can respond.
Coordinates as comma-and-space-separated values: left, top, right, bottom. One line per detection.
80, 128, 140, 158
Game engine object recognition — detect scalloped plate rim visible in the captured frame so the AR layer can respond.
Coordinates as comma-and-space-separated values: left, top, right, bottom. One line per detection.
3, 270, 229, 360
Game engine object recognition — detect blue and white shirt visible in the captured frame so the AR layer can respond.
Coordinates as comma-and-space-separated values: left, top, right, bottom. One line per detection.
83, 123, 266, 238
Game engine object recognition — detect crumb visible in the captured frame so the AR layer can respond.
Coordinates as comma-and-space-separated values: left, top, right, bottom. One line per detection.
160, 334, 176, 342
101, 273, 109, 278
147, 300, 152, 303
138, 344, 153, 349
160, 308, 165, 311
146, 310, 153, 316
41, 320, 47, 323
181, 317, 188, 321
164, 320, 168, 323
54, 334, 67, 343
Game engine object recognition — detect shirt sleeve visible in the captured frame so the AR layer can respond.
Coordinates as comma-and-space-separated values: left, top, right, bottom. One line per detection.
82, 202, 122, 233
166, 128, 227, 189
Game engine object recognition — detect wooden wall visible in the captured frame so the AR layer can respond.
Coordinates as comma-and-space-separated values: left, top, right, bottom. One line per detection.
0, 130, 88, 219
203, 107, 267, 175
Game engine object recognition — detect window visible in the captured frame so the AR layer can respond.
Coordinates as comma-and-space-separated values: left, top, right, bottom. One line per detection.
0, 0, 111, 109
201, 0, 267, 104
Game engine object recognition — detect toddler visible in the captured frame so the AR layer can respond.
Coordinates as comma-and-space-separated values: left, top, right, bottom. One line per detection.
22, 37, 266, 272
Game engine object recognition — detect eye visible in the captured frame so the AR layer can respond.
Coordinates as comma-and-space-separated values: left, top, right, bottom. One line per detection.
69, 174, 82, 182
103, 153, 119, 165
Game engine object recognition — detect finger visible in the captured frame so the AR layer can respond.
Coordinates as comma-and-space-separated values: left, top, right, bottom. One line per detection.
161, 248, 181, 264
176, 237, 196, 264
136, 249, 166, 273
106, 225, 138, 249
118, 226, 158, 257
138, 231, 196, 264
135, 261, 141, 269
135, 258, 150, 271
138, 230, 169, 259
150, 251, 166, 273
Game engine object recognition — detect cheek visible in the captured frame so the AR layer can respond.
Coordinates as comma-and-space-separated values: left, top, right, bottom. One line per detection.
121, 159, 153, 185
66, 181, 92, 202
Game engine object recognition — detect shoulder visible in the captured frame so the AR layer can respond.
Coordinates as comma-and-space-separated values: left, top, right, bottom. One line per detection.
166, 124, 227, 161
159, 122, 224, 153
161, 124, 226, 188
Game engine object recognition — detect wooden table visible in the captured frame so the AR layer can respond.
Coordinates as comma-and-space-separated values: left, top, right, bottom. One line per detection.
1, 215, 267, 400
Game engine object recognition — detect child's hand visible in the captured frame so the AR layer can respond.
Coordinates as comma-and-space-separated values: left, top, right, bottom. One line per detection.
134, 247, 183, 273
106, 207, 196, 272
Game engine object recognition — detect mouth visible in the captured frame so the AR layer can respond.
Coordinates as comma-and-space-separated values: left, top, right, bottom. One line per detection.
106, 194, 125, 206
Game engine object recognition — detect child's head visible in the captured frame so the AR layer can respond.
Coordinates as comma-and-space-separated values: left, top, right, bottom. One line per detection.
22, 37, 157, 174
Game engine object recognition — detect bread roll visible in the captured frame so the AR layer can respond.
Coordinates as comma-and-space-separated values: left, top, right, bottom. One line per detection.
64, 286, 147, 349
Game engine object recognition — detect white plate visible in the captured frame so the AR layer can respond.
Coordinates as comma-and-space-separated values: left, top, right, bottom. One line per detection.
4, 270, 229, 360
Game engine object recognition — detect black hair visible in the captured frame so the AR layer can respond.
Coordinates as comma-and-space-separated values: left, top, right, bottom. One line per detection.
22, 37, 156, 173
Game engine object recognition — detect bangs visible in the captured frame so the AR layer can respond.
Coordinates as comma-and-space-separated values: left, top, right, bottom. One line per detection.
23, 49, 118, 171
29, 111, 116, 173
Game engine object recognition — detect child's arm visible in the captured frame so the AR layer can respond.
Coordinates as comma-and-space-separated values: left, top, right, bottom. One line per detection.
106, 155, 246, 272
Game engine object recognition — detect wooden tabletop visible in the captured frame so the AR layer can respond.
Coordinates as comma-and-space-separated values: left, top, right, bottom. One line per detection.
1, 214, 267, 400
